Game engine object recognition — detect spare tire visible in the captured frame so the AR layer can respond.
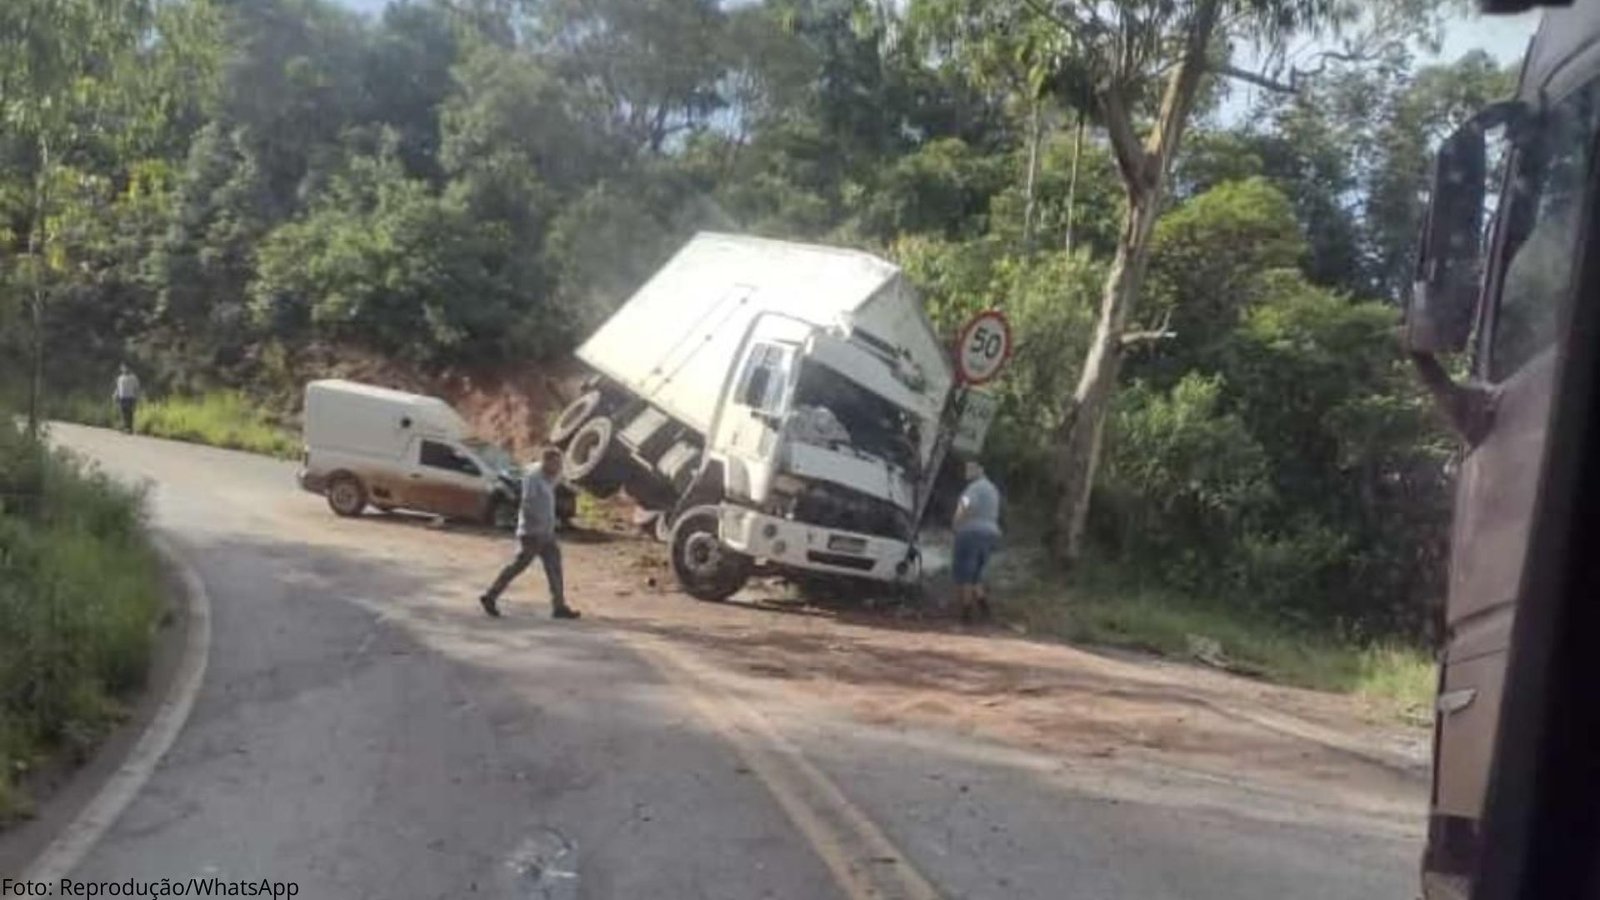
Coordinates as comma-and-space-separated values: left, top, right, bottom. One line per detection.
549, 390, 603, 446
564, 416, 623, 497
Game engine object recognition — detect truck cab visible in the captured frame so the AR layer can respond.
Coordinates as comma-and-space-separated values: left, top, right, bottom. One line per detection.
1407, 3, 1600, 894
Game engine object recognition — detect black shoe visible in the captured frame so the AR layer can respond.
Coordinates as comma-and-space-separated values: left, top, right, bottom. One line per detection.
479, 594, 501, 618
552, 605, 581, 620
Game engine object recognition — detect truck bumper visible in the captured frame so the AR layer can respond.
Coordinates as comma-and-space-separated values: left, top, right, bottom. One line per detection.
297, 469, 328, 495
718, 507, 918, 583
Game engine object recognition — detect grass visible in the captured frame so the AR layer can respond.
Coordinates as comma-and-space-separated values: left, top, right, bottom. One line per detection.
1004, 575, 1436, 722
0, 424, 165, 823
135, 392, 298, 459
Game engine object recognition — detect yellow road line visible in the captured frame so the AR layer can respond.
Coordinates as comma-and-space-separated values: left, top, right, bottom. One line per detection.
623, 634, 942, 900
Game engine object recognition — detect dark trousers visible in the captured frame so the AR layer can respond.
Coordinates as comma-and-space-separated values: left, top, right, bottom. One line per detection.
484, 534, 565, 608
117, 398, 137, 433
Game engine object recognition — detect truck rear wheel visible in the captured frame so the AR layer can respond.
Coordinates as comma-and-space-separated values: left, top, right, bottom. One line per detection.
564, 416, 622, 497
550, 391, 602, 446
327, 473, 367, 517
670, 506, 750, 602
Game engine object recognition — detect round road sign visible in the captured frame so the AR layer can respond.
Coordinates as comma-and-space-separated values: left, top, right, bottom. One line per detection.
955, 310, 1012, 385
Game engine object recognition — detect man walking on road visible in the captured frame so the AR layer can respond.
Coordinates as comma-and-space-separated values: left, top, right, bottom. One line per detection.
112, 364, 141, 434
480, 447, 581, 620
952, 459, 1002, 624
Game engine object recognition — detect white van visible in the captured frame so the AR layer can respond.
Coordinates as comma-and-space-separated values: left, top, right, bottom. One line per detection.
297, 380, 529, 526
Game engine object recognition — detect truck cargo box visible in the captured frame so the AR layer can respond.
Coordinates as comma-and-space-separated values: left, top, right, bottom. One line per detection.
575, 233, 954, 436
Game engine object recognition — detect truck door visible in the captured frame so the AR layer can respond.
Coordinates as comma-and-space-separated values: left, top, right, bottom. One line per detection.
712, 340, 796, 504
1426, 70, 1600, 894
404, 438, 490, 520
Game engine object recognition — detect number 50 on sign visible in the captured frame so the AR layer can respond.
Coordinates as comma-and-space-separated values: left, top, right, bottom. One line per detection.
955, 310, 1012, 385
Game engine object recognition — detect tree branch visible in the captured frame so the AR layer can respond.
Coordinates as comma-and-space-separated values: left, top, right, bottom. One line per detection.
1099, 86, 1148, 191
1214, 63, 1297, 93
1214, 50, 1375, 95
1119, 310, 1175, 347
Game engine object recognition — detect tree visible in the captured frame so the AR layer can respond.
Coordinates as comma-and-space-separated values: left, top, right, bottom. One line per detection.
534, 0, 730, 152
913, 0, 1449, 566
0, 0, 220, 432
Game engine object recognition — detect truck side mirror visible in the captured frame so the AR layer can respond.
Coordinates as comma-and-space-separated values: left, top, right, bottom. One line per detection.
1406, 121, 1488, 355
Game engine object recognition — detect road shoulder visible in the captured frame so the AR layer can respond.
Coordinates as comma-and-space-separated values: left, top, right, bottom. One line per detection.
0, 534, 211, 880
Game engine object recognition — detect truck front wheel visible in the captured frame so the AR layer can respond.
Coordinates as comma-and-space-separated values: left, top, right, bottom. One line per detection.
670, 506, 750, 602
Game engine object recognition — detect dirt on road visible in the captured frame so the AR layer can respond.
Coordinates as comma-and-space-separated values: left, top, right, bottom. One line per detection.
292, 498, 1430, 834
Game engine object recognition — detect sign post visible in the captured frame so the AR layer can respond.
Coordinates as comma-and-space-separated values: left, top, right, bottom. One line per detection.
914, 311, 1014, 529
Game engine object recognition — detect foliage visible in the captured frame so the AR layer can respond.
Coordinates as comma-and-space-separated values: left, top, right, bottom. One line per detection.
0, 423, 163, 820
0, 0, 1487, 655
136, 392, 298, 458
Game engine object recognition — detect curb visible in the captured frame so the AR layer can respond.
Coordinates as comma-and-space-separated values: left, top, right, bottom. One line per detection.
19, 532, 212, 882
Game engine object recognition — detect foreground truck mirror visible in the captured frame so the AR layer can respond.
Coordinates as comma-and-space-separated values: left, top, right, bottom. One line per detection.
1407, 120, 1489, 355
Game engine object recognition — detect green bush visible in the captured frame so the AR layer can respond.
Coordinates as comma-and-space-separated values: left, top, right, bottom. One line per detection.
0, 425, 163, 822
1003, 571, 1435, 719
137, 392, 298, 459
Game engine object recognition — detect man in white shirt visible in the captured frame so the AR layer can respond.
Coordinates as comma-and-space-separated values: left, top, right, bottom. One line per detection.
112, 364, 141, 434
951, 459, 1002, 623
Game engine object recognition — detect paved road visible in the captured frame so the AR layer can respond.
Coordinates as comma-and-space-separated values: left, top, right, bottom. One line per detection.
35, 424, 1421, 899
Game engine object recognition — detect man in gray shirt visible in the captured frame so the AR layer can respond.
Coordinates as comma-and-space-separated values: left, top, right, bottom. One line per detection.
480, 447, 580, 620
952, 459, 1002, 623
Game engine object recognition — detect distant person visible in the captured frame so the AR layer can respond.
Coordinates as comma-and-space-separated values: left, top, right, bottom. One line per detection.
951, 459, 1002, 624
479, 447, 581, 620
112, 364, 141, 434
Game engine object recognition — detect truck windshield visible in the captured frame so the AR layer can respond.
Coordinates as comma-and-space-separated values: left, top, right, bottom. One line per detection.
1491, 77, 1600, 380
789, 361, 921, 474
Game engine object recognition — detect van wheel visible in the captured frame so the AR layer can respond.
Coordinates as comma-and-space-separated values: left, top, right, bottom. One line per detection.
550, 391, 603, 446
327, 474, 367, 517
670, 506, 750, 602
565, 416, 622, 497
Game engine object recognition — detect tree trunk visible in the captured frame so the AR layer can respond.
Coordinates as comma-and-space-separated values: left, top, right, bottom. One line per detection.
1048, 0, 1220, 566
1022, 97, 1042, 251
1063, 110, 1086, 254
1049, 190, 1161, 561
25, 138, 50, 440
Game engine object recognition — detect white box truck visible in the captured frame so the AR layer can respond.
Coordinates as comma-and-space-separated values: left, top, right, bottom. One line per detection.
297, 380, 573, 527
549, 232, 966, 600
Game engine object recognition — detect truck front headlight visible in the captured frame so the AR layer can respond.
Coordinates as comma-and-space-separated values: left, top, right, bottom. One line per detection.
772, 474, 806, 495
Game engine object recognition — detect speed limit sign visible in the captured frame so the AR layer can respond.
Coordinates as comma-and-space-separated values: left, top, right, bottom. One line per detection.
955, 310, 1012, 385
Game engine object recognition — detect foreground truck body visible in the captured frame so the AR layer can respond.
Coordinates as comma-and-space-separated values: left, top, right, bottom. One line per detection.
1408, 1, 1597, 894
551, 233, 957, 600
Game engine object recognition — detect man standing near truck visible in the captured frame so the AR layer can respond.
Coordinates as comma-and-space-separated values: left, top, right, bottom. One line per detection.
952, 459, 1002, 623
479, 447, 581, 620
112, 364, 141, 434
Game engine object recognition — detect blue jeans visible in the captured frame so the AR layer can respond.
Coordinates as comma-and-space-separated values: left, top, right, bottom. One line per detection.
484, 534, 565, 608
952, 529, 999, 586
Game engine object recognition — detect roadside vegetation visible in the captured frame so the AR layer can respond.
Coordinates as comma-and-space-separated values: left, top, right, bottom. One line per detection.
135, 392, 298, 459
0, 422, 165, 822
1005, 575, 1435, 719
0, 0, 1497, 703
